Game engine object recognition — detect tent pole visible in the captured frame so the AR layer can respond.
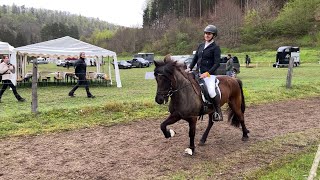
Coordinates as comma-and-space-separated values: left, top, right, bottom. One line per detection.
113, 56, 122, 88
10, 51, 17, 85
108, 56, 112, 85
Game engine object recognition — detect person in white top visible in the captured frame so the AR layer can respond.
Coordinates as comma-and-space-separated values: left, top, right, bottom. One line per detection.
0, 55, 25, 103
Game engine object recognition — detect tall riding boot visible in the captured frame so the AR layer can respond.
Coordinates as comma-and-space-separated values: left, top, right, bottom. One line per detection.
212, 94, 223, 121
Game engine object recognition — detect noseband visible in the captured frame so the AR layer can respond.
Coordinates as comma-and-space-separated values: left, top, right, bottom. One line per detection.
155, 71, 190, 98
155, 73, 174, 97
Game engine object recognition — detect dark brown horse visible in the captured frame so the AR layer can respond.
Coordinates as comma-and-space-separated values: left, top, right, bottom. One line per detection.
154, 55, 249, 155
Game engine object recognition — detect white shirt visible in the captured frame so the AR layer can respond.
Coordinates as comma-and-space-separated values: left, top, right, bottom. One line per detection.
204, 40, 214, 49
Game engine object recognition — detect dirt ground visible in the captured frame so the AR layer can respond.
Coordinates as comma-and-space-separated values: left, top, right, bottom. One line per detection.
0, 97, 320, 180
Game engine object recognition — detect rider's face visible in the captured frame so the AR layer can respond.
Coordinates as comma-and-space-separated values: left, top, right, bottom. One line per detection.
204, 32, 214, 42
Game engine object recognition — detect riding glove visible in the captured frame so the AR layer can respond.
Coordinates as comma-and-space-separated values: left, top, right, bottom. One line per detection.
185, 68, 191, 73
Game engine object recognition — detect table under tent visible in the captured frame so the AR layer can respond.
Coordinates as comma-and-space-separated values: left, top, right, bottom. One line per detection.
12, 36, 122, 88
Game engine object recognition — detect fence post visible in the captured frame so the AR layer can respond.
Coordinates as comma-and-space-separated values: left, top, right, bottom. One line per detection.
308, 144, 320, 180
286, 57, 294, 88
31, 60, 38, 113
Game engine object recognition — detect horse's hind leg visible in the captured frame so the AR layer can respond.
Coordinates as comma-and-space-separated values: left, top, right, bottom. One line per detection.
160, 114, 181, 138
229, 101, 250, 141
199, 113, 214, 146
240, 119, 249, 141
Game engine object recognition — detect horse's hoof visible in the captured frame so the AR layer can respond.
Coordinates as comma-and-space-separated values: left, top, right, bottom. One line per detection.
184, 148, 193, 156
242, 136, 249, 141
198, 141, 206, 146
169, 129, 175, 137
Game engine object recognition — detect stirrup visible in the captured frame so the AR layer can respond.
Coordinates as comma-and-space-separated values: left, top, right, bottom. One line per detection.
212, 112, 223, 122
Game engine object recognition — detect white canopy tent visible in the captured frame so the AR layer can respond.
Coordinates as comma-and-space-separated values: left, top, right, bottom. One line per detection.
0, 41, 14, 54
14, 36, 122, 87
0, 41, 18, 84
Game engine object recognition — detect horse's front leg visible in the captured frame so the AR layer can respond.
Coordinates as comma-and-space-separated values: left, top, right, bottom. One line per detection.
160, 113, 181, 138
199, 113, 215, 146
184, 117, 197, 156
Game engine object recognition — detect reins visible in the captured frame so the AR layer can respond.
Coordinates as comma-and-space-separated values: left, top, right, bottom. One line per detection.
156, 81, 191, 97
155, 62, 200, 98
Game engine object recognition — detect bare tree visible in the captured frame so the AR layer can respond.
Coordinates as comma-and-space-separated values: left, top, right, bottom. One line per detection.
206, 0, 243, 47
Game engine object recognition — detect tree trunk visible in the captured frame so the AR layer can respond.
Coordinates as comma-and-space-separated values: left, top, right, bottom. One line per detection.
188, 0, 191, 17
199, 0, 202, 18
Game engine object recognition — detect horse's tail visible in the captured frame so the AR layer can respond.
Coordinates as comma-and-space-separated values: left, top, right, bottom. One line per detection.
229, 78, 246, 127
237, 78, 246, 113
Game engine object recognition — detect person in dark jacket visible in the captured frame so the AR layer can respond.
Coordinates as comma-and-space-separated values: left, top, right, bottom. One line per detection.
226, 54, 234, 76
245, 54, 251, 67
0, 55, 25, 103
68, 52, 95, 98
185, 24, 223, 121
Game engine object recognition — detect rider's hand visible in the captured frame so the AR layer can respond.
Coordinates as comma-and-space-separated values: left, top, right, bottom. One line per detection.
200, 72, 210, 78
185, 68, 191, 73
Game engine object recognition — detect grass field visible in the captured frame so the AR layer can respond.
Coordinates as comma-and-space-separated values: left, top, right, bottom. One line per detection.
1, 49, 320, 178
1, 52, 320, 136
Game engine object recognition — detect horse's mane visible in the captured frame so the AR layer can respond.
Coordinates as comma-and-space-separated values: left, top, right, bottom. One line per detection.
154, 54, 187, 76
154, 54, 201, 95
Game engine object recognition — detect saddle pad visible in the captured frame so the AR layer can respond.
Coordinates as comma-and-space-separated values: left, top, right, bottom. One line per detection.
203, 75, 221, 99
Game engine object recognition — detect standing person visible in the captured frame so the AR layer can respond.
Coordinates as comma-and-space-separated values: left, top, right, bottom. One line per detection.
68, 52, 95, 98
66, 60, 70, 69
245, 54, 251, 67
0, 55, 25, 103
185, 24, 223, 121
226, 54, 234, 77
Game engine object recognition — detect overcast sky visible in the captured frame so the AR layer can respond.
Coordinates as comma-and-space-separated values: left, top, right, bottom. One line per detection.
1, 0, 147, 27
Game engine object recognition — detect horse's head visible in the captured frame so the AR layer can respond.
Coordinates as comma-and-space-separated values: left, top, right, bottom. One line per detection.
154, 55, 177, 104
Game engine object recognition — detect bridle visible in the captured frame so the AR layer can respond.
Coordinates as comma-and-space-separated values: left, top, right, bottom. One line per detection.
155, 71, 191, 98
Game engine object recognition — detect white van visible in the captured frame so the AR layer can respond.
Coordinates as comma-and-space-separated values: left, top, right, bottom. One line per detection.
30, 58, 48, 64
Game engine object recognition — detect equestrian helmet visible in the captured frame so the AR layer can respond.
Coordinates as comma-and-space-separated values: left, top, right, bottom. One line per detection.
204, 25, 218, 36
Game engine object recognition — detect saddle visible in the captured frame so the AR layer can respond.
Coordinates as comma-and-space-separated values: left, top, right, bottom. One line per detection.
193, 72, 221, 115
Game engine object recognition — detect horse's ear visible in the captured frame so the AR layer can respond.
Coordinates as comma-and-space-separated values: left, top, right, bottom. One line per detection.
154, 60, 159, 67
164, 54, 172, 62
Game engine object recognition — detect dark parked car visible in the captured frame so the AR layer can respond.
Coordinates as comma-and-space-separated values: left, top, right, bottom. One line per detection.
63, 57, 78, 67
63, 60, 77, 67
127, 58, 150, 68
134, 53, 154, 64
112, 60, 132, 69
218, 55, 240, 75
184, 54, 240, 75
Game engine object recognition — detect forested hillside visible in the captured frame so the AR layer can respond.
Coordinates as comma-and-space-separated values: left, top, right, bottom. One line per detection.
141, 0, 320, 53
108, 0, 320, 55
0, 4, 117, 47
1, 0, 320, 56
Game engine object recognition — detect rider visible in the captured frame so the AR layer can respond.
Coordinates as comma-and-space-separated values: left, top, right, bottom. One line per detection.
185, 24, 223, 121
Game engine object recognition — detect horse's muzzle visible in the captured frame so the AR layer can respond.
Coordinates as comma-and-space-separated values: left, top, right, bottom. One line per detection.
155, 94, 168, 104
